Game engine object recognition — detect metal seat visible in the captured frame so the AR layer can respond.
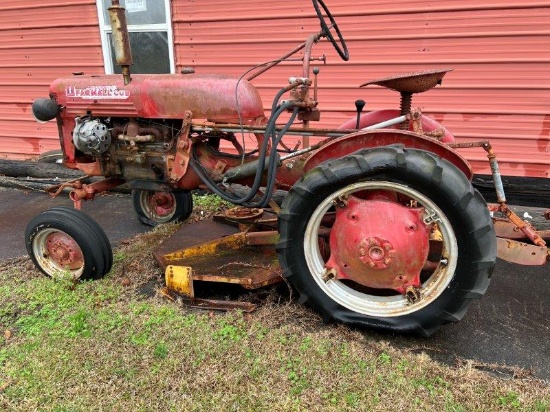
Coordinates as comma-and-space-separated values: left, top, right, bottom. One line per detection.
360, 69, 453, 94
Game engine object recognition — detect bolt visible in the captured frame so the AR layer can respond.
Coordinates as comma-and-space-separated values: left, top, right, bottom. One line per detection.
334, 195, 349, 208
322, 268, 337, 282
405, 286, 421, 304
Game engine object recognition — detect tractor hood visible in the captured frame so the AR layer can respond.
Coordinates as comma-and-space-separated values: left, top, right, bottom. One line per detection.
49, 73, 265, 124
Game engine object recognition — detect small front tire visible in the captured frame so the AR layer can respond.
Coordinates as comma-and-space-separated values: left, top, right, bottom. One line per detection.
132, 189, 193, 227
25, 207, 113, 280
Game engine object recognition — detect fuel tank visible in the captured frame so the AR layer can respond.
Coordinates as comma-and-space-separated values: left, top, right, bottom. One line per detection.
50, 73, 265, 124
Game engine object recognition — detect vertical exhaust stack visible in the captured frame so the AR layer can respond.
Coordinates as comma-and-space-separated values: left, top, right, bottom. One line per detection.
108, 0, 133, 85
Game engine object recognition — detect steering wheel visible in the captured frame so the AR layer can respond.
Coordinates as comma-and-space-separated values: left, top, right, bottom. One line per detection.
312, 0, 349, 61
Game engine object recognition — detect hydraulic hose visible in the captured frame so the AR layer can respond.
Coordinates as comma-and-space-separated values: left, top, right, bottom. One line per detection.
190, 99, 298, 207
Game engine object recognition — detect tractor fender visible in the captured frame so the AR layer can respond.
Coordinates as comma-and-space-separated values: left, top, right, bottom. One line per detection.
304, 129, 472, 180
338, 109, 455, 144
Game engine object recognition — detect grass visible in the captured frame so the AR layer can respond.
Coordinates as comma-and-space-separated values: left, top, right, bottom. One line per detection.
0, 194, 549, 411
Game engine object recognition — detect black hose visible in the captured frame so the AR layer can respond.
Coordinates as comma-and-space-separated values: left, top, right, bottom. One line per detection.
190, 100, 297, 207
255, 108, 299, 207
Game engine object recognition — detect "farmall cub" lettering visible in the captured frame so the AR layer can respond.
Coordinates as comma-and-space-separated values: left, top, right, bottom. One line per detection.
66, 85, 130, 100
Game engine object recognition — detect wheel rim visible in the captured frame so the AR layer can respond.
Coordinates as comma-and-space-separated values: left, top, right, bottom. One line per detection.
32, 228, 85, 279
139, 191, 177, 223
304, 181, 458, 317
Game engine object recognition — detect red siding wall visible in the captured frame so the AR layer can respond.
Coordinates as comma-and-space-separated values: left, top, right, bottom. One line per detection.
172, 0, 550, 178
1, 1, 548, 178
0, 1, 103, 159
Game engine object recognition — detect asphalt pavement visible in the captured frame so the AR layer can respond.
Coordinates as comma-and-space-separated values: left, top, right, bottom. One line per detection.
0, 187, 147, 261
0, 187, 548, 380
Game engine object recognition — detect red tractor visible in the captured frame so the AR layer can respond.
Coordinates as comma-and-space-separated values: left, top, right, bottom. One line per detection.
26, 0, 549, 335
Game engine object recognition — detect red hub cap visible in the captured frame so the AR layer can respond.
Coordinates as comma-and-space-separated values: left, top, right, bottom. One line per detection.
46, 232, 84, 270
149, 192, 175, 217
325, 197, 431, 293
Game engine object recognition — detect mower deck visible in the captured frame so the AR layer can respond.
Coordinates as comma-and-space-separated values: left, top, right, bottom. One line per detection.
153, 219, 283, 306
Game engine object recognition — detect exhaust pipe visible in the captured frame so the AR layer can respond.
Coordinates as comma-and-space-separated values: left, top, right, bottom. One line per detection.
108, 0, 133, 85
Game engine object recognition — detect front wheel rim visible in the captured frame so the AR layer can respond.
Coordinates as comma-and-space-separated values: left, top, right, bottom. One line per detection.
304, 181, 458, 317
32, 228, 85, 279
139, 191, 177, 223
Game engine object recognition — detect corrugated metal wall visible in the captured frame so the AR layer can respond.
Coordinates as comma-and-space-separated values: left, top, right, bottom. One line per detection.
0, 1, 103, 159
1, 0, 547, 177
172, 0, 550, 178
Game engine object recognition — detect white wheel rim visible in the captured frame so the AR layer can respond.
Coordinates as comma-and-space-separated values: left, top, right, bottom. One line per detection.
32, 228, 85, 280
304, 181, 458, 317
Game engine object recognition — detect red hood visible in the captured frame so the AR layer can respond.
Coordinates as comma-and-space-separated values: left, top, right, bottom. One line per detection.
50, 73, 265, 124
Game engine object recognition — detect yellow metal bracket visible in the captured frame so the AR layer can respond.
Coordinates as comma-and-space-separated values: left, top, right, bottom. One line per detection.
165, 265, 194, 298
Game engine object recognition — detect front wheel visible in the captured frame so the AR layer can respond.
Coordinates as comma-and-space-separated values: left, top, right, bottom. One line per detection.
25, 207, 112, 280
277, 146, 496, 336
132, 189, 193, 227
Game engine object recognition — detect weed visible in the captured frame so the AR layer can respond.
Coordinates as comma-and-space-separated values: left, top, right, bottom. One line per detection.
412, 376, 449, 396
254, 325, 269, 340
66, 309, 91, 337
154, 342, 168, 359
344, 392, 360, 408
497, 391, 522, 409
445, 400, 466, 412
396, 359, 409, 372
534, 400, 549, 412
192, 193, 232, 213
213, 322, 244, 343
377, 351, 392, 365
130, 330, 150, 346
287, 367, 309, 396
299, 336, 312, 352
113, 251, 128, 262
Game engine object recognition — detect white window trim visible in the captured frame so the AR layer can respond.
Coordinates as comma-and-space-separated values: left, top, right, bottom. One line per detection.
95, 0, 175, 74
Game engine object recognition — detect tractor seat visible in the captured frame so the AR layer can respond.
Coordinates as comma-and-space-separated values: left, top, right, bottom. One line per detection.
359, 69, 453, 94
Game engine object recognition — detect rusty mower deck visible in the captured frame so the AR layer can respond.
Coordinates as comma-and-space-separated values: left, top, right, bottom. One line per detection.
153, 212, 283, 310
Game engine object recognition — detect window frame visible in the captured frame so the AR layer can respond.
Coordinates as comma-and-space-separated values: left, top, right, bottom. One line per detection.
95, 0, 175, 74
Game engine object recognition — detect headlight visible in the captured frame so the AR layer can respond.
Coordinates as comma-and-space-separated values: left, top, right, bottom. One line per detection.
32, 98, 60, 122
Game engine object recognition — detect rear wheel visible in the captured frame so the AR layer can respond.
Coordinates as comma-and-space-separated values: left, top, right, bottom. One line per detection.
132, 189, 193, 227
277, 146, 496, 336
25, 207, 112, 280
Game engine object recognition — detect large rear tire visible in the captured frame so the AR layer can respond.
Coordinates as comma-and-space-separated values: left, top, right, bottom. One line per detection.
277, 146, 496, 336
25, 207, 112, 280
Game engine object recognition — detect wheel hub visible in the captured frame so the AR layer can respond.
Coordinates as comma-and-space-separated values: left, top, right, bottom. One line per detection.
46, 232, 83, 270
149, 192, 175, 217
326, 197, 431, 293
358, 236, 395, 270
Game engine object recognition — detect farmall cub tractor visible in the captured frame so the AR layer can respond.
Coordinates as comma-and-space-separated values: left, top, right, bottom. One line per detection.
27, 0, 549, 336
